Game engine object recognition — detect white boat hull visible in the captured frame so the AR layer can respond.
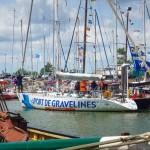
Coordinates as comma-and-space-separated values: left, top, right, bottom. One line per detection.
17, 93, 137, 112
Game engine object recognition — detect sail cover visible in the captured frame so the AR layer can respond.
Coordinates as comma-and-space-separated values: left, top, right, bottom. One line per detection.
56, 71, 103, 81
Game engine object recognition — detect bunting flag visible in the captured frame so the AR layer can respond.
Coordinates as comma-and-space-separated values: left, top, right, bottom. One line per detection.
80, 59, 83, 62
141, 51, 145, 56
129, 19, 134, 25
88, 20, 92, 24
86, 27, 90, 31
134, 30, 140, 32
138, 43, 144, 47
119, 10, 124, 14
75, 58, 79, 61
79, 46, 83, 50
93, 45, 96, 48
79, 51, 83, 56
34, 53, 40, 58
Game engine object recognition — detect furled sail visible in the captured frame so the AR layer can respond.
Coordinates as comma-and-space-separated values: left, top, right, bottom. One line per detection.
55, 71, 103, 81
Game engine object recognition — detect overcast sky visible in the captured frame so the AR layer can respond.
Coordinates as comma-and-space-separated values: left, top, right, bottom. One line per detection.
0, 0, 149, 74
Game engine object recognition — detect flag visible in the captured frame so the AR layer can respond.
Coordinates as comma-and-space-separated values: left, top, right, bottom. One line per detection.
34, 53, 40, 58
138, 43, 144, 47
79, 51, 83, 56
88, 20, 92, 24
91, 0, 96, 2
79, 46, 83, 50
86, 27, 90, 31
141, 51, 145, 56
93, 45, 96, 48
148, 51, 150, 54
133, 30, 140, 32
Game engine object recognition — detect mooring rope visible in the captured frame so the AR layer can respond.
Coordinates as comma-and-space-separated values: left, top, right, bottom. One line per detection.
58, 132, 150, 150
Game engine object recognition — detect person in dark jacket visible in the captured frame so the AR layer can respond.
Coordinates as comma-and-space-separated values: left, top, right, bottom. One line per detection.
17, 73, 23, 93
91, 81, 97, 90
74, 81, 80, 94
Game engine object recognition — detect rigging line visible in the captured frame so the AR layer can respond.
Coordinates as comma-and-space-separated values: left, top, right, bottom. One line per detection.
64, 0, 82, 71
97, 8, 113, 55
22, 0, 33, 70
97, 37, 104, 70
146, 3, 150, 20
95, 10, 112, 77
60, 38, 68, 71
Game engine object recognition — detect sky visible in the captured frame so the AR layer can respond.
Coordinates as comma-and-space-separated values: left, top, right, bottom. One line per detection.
0, 0, 149, 74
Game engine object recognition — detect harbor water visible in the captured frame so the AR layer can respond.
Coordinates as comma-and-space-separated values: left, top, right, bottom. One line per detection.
6, 99, 150, 137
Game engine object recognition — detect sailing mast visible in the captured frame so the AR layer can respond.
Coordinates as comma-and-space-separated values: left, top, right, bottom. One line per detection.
144, 0, 146, 61
55, 0, 60, 91
94, 10, 97, 74
83, 0, 88, 73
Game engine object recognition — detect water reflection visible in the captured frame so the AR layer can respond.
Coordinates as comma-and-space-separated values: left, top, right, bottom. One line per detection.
6, 99, 150, 137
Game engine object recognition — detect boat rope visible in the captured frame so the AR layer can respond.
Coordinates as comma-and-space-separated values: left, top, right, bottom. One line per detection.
146, 3, 150, 20
64, 0, 82, 71
95, 10, 112, 79
59, 38, 68, 71
58, 132, 150, 150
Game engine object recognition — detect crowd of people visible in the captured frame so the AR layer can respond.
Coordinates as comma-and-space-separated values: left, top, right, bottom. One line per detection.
74, 80, 108, 97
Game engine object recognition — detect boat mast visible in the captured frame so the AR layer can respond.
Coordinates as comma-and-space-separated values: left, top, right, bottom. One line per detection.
115, 0, 118, 80
94, 9, 97, 74
55, 0, 60, 90
20, 20, 24, 74
10, 9, 15, 89
144, 0, 146, 61
22, 0, 33, 71
107, 0, 150, 73
83, 0, 88, 73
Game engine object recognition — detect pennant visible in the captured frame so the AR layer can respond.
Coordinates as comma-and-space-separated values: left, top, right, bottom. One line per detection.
88, 20, 92, 24
134, 30, 140, 32
75, 58, 79, 61
79, 58, 83, 62
120, 10, 124, 14
138, 43, 144, 47
86, 27, 90, 31
93, 45, 96, 48
79, 46, 83, 50
141, 51, 145, 56
34, 53, 40, 58
79, 51, 83, 56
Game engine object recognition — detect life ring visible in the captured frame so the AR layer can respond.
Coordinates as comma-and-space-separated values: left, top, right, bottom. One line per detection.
103, 90, 111, 98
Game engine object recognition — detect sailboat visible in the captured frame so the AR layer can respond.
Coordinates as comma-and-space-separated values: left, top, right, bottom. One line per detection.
17, 0, 137, 112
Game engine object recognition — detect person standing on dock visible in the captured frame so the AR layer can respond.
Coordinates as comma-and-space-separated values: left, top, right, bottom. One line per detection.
17, 73, 23, 93
13, 76, 17, 92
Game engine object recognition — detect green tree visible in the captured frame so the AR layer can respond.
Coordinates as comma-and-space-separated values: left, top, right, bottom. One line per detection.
117, 47, 125, 55
40, 62, 53, 74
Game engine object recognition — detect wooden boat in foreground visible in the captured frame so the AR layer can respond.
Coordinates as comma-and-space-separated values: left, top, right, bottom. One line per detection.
0, 132, 149, 150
